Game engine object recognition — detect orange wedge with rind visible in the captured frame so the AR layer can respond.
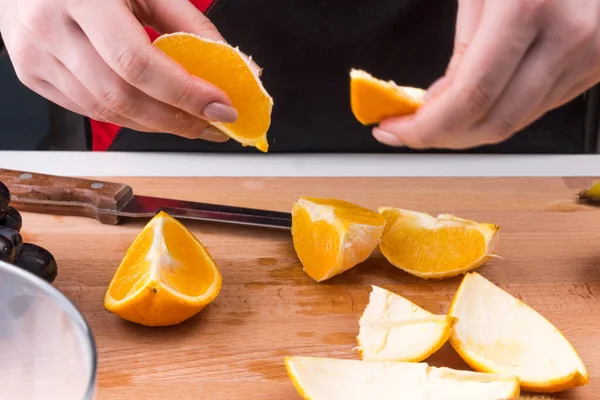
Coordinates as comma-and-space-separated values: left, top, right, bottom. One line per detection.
378, 208, 499, 279
284, 356, 520, 400
154, 32, 273, 152
291, 197, 386, 282
104, 211, 222, 326
357, 285, 456, 362
449, 272, 589, 393
350, 68, 425, 125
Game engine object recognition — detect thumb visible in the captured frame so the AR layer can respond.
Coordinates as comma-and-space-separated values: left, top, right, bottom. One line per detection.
143, 0, 262, 77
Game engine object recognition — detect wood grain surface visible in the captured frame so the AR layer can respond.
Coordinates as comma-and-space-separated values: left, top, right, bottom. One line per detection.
19, 176, 600, 400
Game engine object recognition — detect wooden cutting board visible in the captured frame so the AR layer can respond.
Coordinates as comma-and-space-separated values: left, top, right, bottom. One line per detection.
20, 176, 600, 400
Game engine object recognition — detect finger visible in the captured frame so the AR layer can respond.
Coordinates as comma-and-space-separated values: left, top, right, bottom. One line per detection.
552, 75, 599, 110
143, 0, 225, 42
42, 58, 157, 132
470, 37, 574, 146
447, 0, 484, 77
50, 24, 230, 141
378, 1, 539, 149
424, 76, 450, 102
542, 64, 600, 111
142, 0, 262, 77
67, 1, 237, 124
32, 80, 88, 117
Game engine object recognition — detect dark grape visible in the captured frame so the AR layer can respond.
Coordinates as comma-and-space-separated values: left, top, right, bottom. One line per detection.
0, 227, 23, 256
0, 207, 22, 232
13, 243, 57, 283
0, 236, 15, 263
0, 181, 10, 217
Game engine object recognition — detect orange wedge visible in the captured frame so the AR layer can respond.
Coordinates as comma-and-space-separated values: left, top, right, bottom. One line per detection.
449, 272, 589, 393
291, 197, 386, 282
357, 285, 456, 362
154, 33, 273, 152
350, 68, 426, 125
378, 208, 499, 279
104, 211, 222, 326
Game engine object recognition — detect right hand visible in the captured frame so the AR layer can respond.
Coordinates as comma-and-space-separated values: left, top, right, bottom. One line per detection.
0, 0, 240, 142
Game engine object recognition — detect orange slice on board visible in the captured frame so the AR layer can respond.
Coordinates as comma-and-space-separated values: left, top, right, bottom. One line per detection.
284, 356, 520, 400
154, 32, 273, 152
378, 208, 499, 279
350, 68, 426, 125
104, 211, 222, 326
449, 272, 589, 393
357, 285, 456, 362
291, 197, 386, 282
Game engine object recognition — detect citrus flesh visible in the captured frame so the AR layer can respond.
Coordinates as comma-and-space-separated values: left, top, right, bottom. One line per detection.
578, 180, 600, 202
350, 68, 426, 125
104, 211, 222, 326
291, 197, 386, 282
284, 356, 520, 400
357, 285, 456, 362
449, 272, 589, 393
154, 33, 273, 152
378, 208, 498, 279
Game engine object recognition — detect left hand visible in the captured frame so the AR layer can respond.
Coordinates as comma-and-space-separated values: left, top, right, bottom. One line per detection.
374, 0, 600, 150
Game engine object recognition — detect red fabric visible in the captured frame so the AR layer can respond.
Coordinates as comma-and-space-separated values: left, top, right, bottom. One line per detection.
91, 0, 215, 151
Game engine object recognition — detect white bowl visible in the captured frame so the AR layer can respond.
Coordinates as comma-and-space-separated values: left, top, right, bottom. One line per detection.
0, 260, 97, 399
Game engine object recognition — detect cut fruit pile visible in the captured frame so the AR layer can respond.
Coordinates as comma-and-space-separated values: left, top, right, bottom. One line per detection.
154, 33, 273, 152
285, 274, 588, 398
349, 68, 426, 125
291, 197, 499, 282
291, 197, 386, 282
104, 211, 222, 327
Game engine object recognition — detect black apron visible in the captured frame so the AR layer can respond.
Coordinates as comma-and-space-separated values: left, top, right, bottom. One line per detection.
109, 0, 586, 154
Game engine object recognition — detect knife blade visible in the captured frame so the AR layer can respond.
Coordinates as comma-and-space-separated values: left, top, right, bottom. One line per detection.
0, 168, 292, 229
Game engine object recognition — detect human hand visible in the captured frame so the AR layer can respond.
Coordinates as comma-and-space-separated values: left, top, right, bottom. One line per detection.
374, 0, 600, 150
0, 0, 248, 142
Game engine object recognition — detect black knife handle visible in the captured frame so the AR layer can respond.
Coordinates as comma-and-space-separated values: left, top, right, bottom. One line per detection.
0, 169, 133, 225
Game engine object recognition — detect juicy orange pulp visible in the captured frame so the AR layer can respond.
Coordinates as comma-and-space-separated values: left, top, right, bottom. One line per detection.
350, 69, 426, 125
292, 197, 386, 282
104, 211, 222, 326
378, 208, 498, 279
154, 33, 273, 152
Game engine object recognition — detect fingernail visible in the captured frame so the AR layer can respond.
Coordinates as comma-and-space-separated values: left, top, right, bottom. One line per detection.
373, 127, 404, 147
199, 125, 230, 142
202, 102, 238, 123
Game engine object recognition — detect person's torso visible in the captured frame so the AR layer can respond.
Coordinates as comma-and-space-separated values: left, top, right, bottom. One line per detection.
107, 0, 587, 154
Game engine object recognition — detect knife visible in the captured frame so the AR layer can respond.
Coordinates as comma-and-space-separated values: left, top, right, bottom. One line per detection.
0, 168, 292, 229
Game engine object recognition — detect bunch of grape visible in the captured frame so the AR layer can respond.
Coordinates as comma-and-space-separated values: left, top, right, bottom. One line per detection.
0, 182, 57, 283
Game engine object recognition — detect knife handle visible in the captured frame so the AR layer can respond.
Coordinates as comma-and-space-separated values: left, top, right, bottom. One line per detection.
0, 169, 133, 225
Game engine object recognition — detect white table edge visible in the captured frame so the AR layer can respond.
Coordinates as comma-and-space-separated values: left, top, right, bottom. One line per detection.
1, 152, 600, 177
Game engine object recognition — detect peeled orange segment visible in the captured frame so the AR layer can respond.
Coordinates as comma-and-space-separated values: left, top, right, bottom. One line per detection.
378, 208, 499, 279
284, 356, 520, 400
104, 211, 222, 327
350, 68, 426, 125
357, 285, 456, 362
154, 33, 273, 152
291, 197, 386, 282
449, 272, 589, 393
